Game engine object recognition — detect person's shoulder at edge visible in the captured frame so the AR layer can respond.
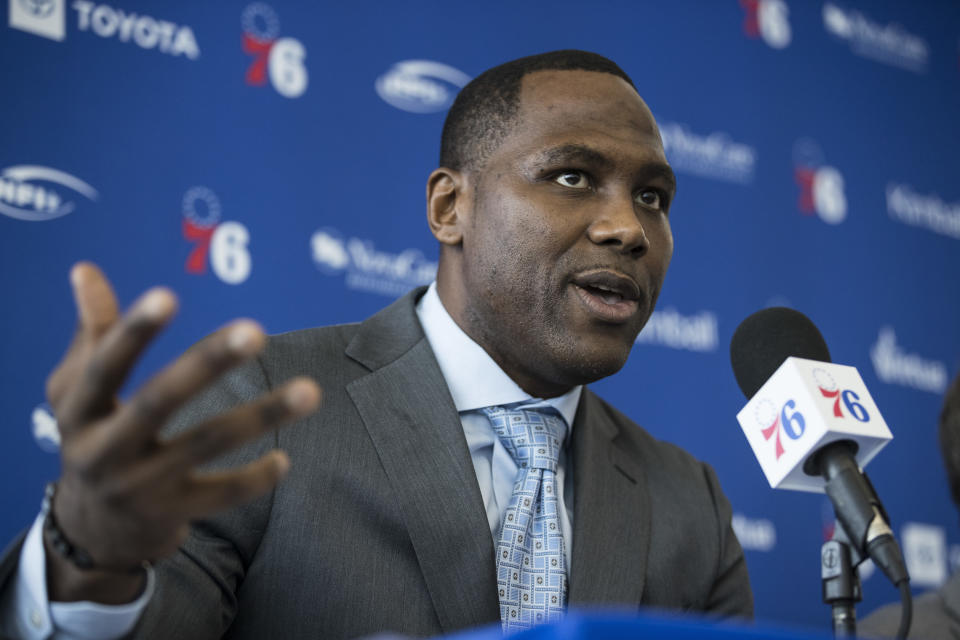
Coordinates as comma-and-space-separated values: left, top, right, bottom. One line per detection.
859, 573, 960, 639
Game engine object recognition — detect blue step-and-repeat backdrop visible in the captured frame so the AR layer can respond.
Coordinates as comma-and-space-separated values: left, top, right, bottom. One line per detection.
2, 0, 959, 633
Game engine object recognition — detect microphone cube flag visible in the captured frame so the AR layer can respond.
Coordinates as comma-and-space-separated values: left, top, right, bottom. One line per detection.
736, 357, 893, 492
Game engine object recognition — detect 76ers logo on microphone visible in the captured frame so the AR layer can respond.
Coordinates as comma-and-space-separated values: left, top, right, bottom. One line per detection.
812, 368, 871, 422
755, 398, 806, 460
241, 3, 308, 98
182, 186, 252, 285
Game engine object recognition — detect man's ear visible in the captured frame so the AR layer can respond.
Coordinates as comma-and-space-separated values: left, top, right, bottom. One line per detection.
426, 168, 468, 246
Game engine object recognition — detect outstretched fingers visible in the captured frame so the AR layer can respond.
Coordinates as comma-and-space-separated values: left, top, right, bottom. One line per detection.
72, 262, 121, 339
47, 262, 122, 415
41, 262, 327, 594
92, 377, 318, 538
58, 286, 178, 431
181, 450, 293, 519
106, 320, 269, 450
155, 377, 320, 474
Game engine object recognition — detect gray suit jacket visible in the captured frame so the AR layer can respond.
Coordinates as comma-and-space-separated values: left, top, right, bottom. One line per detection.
859, 573, 960, 639
0, 288, 752, 639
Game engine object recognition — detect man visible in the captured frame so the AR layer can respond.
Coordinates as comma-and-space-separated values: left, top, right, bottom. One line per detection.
0, 50, 752, 638
859, 372, 960, 638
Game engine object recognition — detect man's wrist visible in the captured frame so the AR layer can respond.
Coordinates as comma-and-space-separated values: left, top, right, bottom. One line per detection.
41, 483, 97, 570
41, 482, 148, 604
43, 528, 148, 604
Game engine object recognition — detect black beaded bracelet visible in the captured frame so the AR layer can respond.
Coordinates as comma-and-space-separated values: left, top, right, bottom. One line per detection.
41, 482, 96, 570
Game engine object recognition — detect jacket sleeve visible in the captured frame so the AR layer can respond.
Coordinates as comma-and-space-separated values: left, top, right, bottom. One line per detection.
125, 355, 279, 639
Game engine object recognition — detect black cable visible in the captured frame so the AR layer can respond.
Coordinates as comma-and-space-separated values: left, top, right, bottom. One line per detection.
895, 579, 912, 639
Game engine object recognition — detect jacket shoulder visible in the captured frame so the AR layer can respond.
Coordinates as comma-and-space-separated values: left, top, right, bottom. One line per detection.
262, 324, 360, 365
584, 390, 710, 478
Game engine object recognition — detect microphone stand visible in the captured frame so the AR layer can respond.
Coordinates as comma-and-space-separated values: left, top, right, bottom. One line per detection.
821, 525, 862, 638
811, 443, 910, 638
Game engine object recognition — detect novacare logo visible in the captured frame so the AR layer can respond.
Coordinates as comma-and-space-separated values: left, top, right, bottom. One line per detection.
0, 165, 97, 221
311, 228, 437, 297
823, 3, 928, 73
659, 121, 756, 184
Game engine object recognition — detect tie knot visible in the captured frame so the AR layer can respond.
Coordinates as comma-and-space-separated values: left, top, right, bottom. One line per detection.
482, 406, 566, 472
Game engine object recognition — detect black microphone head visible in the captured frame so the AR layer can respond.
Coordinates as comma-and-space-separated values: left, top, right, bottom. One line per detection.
730, 307, 832, 398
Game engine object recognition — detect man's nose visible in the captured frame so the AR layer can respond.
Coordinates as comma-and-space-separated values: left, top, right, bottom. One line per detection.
586, 195, 649, 256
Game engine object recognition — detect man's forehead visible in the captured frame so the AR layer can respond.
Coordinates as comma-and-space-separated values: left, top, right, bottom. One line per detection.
493, 70, 664, 165
514, 69, 660, 140
521, 70, 651, 112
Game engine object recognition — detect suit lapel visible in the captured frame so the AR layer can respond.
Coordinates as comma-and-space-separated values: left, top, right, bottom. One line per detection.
568, 390, 651, 607
344, 290, 500, 632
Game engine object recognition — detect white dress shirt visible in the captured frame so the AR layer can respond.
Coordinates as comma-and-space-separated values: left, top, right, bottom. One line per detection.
2, 514, 156, 639
2, 282, 581, 639
414, 282, 580, 566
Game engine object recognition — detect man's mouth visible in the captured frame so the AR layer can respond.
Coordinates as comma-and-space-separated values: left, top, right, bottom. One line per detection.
570, 270, 643, 324
584, 284, 627, 304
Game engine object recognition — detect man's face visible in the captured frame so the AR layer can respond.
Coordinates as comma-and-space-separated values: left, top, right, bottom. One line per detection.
444, 70, 675, 398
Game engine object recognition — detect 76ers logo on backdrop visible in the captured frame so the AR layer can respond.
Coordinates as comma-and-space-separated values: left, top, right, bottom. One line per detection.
812, 368, 871, 422
182, 186, 251, 285
793, 139, 847, 225
241, 3, 308, 98
755, 398, 806, 460
740, 0, 791, 49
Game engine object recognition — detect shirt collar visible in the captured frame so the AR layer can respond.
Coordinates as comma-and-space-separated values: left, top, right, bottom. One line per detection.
415, 282, 581, 427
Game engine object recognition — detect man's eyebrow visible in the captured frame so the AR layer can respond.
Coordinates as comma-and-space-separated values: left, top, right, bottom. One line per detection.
531, 144, 615, 169
645, 164, 677, 194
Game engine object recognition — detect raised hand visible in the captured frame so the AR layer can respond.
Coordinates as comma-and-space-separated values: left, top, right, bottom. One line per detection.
43, 263, 321, 603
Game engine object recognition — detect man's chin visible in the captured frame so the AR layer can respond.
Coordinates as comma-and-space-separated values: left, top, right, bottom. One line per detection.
551, 343, 634, 387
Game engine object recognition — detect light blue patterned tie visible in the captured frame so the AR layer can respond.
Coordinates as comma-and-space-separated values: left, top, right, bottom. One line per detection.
482, 406, 568, 632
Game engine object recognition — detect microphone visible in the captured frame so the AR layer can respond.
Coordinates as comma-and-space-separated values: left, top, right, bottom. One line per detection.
730, 307, 907, 588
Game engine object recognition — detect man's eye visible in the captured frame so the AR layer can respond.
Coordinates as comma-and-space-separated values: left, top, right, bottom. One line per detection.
554, 171, 589, 189
636, 189, 663, 209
